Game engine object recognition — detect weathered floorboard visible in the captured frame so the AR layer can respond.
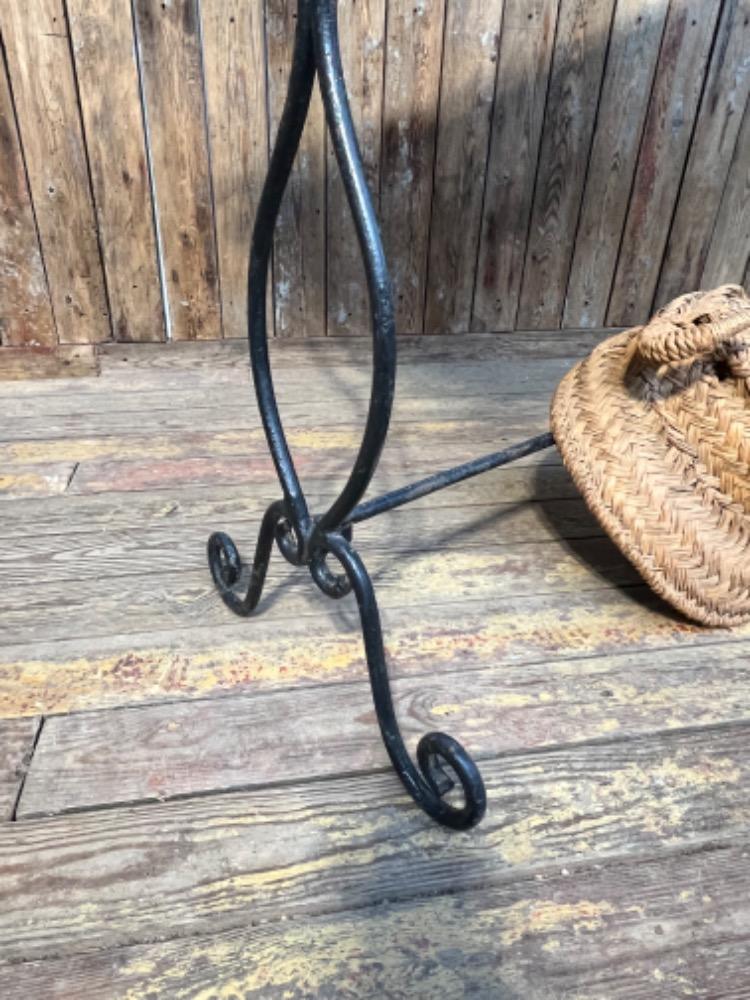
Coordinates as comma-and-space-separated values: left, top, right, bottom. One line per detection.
18, 641, 750, 817
3, 841, 747, 999
0, 535, 645, 647
0, 463, 579, 535
0, 717, 40, 821
0, 498, 604, 585
0, 345, 98, 382
0, 580, 746, 719
0, 462, 78, 500
1, 328, 748, 992
1, 725, 748, 963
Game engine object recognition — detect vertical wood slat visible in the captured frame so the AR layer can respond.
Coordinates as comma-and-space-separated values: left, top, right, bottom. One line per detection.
0, 48, 56, 347
607, 0, 723, 327
656, 0, 750, 307
562, 0, 669, 329
516, 0, 615, 331
133, 0, 221, 341
2, 0, 749, 347
472, 0, 558, 333
702, 95, 750, 289
423, 0, 503, 334
200, 0, 268, 340
266, 0, 326, 339
379, 0, 445, 335
67, 0, 165, 343
326, 0, 386, 336
0, 0, 110, 345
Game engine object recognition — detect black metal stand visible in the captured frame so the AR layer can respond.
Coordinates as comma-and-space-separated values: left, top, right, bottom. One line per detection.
208, 0, 554, 829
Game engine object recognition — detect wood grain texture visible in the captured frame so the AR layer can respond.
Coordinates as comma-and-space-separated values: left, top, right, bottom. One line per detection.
607, 0, 723, 326
0, 414, 553, 467
0, 345, 98, 382
0, 0, 110, 345
266, 0, 326, 338
0, 717, 40, 820
19, 639, 750, 816
379, 0, 445, 334
702, 96, 750, 289
423, 0, 502, 333
95, 325, 606, 364
656, 0, 750, 306
326, 0, 387, 336
0, 462, 77, 499
563, 0, 668, 328
3, 841, 747, 998
67, 0, 165, 343
0, 536, 646, 647
517, 0, 615, 330
201, 0, 268, 340
3, 0, 750, 347
0, 51, 56, 347
1, 725, 748, 962
2, 576, 748, 719
2, 325, 749, 993
133, 0, 221, 340
0, 498, 597, 583
64, 446, 554, 495
0, 463, 579, 536
0, 388, 549, 437
472, 0, 558, 333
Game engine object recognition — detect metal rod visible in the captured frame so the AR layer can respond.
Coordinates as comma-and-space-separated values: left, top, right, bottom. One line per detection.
206, 0, 554, 831
312, 0, 397, 531
347, 431, 555, 525
246, 0, 317, 540
324, 531, 486, 829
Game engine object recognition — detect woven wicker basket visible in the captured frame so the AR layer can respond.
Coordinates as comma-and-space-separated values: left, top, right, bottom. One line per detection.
551, 284, 750, 628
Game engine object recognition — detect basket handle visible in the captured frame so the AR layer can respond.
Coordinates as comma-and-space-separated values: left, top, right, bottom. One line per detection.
636, 284, 750, 376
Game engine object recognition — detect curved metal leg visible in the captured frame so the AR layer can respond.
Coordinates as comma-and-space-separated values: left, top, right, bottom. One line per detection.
324, 532, 487, 830
311, 0, 396, 531
206, 0, 554, 830
207, 501, 287, 616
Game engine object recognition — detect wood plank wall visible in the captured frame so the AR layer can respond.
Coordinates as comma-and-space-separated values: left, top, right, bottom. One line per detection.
0, 0, 748, 348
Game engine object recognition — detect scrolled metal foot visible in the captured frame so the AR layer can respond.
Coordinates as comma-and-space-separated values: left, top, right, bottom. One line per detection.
208, 500, 286, 616
324, 531, 487, 830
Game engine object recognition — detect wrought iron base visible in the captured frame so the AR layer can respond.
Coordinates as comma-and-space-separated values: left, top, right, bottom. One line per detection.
207, 0, 554, 830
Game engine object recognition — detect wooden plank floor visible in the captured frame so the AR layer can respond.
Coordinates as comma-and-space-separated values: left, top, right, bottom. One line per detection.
1, 331, 749, 999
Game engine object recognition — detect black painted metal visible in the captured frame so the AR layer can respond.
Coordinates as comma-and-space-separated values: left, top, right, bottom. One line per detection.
347, 431, 555, 525
207, 0, 555, 830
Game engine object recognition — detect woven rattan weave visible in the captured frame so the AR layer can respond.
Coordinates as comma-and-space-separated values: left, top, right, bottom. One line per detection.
551, 284, 750, 628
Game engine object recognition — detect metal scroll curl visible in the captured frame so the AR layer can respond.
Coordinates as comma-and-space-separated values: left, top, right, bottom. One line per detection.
206, 0, 489, 829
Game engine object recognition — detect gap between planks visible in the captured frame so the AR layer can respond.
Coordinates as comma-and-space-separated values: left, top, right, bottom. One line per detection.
1, 723, 749, 964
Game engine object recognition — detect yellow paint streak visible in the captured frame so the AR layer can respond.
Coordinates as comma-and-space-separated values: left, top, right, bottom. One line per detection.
0, 471, 66, 495
118, 894, 480, 1000
1, 592, 747, 719
501, 899, 615, 946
